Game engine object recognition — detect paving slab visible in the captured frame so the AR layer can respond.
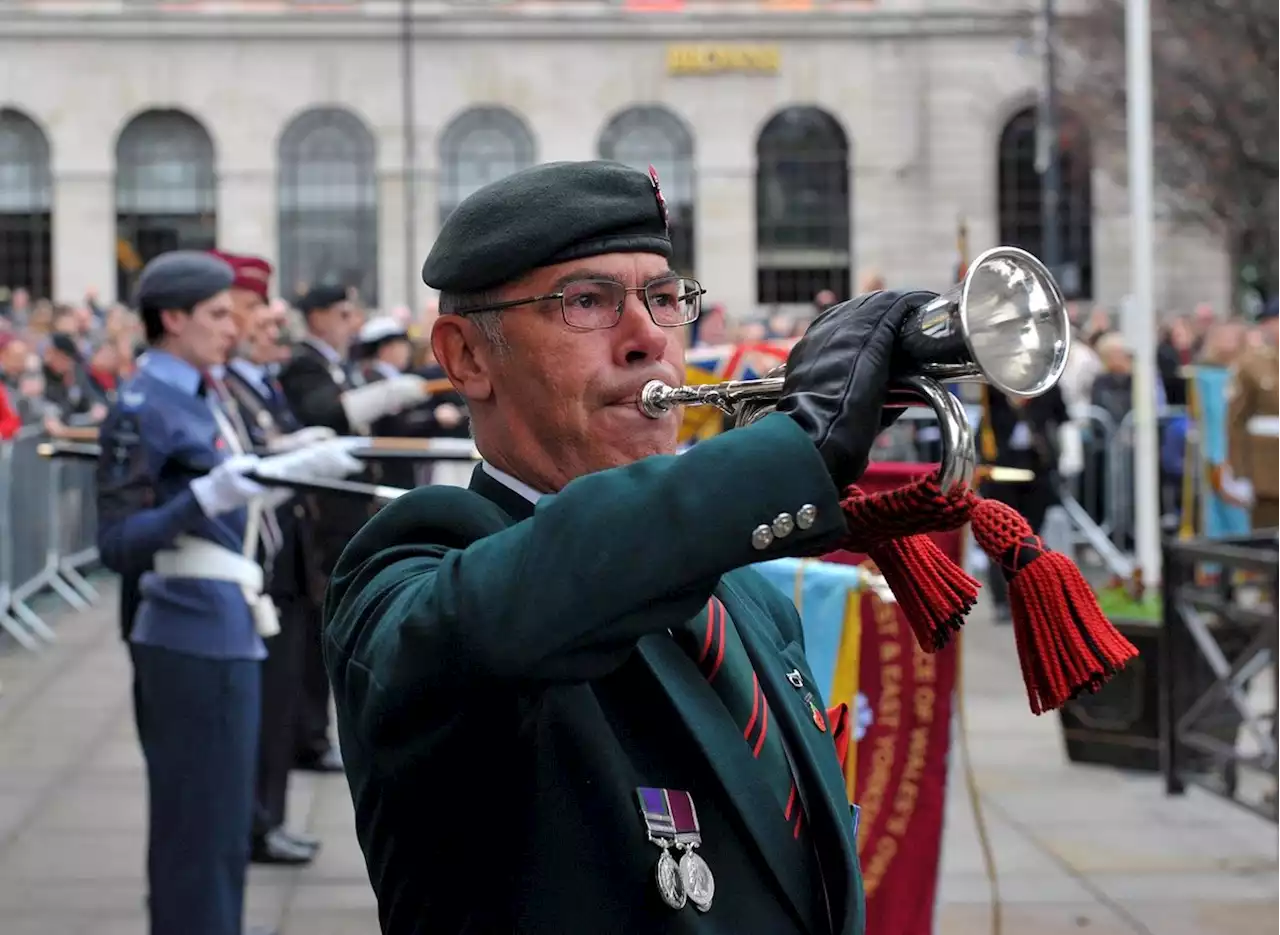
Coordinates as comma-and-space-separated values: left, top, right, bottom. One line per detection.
0, 582, 1275, 935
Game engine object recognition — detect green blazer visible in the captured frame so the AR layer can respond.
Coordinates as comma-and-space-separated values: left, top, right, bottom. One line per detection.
324, 413, 866, 935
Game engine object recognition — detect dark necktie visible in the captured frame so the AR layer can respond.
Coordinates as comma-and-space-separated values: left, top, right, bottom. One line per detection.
675, 597, 807, 840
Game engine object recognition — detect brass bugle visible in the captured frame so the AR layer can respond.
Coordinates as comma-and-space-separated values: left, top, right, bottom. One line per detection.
638, 246, 1070, 492
37, 442, 410, 503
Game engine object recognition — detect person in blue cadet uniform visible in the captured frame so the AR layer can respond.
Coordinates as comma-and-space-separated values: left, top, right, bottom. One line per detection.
212, 251, 333, 867
323, 160, 941, 935
95, 250, 365, 935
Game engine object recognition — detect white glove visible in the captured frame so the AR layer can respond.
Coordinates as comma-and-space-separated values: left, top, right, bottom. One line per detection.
256, 438, 365, 484
268, 426, 337, 454
1221, 469, 1255, 508
190, 454, 280, 518
340, 375, 429, 432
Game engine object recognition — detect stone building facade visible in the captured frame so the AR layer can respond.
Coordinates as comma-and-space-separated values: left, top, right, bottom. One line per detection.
0, 0, 1229, 319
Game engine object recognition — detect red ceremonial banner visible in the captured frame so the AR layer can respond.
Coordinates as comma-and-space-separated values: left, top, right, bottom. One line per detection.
825, 462, 961, 935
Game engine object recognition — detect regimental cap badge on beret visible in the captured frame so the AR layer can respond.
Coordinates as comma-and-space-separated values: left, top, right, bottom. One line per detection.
648, 165, 670, 236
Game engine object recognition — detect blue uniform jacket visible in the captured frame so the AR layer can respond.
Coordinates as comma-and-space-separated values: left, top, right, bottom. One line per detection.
95, 350, 266, 662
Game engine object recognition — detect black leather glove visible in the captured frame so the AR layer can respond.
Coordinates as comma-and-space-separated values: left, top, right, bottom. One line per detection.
776, 290, 939, 488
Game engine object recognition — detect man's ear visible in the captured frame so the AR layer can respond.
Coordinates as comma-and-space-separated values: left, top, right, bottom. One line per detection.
431, 315, 493, 402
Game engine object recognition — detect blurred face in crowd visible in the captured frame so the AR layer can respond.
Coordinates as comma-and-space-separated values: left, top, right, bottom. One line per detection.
73, 305, 93, 335
1085, 306, 1112, 335
245, 300, 293, 366
11, 289, 29, 314
815, 289, 839, 311
228, 287, 267, 343
306, 299, 361, 356
159, 290, 238, 371
695, 304, 727, 346
1201, 322, 1245, 366
1193, 303, 1216, 334
1168, 317, 1194, 351
1098, 340, 1132, 375
432, 251, 687, 493
377, 338, 412, 373
89, 342, 120, 375
52, 310, 77, 336
43, 345, 76, 378
0, 338, 29, 378
1261, 316, 1279, 346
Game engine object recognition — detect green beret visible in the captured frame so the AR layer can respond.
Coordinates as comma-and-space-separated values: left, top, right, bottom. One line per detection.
423, 160, 673, 294
135, 250, 235, 311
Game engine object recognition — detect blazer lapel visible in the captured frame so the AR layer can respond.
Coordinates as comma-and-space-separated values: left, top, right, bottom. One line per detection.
722, 578, 859, 935
635, 626, 822, 934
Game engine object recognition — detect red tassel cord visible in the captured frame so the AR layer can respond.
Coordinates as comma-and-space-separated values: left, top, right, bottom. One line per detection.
837, 471, 1139, 714
968, 498, 1139, 715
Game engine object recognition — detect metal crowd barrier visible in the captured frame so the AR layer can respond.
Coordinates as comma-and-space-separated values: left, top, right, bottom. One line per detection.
1162, 531, 1279, 822
0, 426, 101, 652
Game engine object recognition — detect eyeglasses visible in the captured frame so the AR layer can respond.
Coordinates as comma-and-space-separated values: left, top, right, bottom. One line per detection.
456, 276, 705, 331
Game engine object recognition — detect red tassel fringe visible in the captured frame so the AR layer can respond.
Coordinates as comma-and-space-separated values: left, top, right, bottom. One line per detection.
969, 498, 1139, 715
868, 536, 979, 651
837, 471, 1139, 716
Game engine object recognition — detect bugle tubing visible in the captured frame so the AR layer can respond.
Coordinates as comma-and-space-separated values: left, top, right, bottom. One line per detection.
638, 246, 1070, 493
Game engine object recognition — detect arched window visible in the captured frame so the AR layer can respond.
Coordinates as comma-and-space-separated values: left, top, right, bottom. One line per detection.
0, 108, 53, 300
278, 108, 379, 307
598, 106, 697, 275
438, 107, 535, 224
115, 109, 217, 301
997, 106, 1094, 300
755, 107, 850, 306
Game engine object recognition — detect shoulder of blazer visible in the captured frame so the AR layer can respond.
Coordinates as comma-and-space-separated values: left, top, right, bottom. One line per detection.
337, 483, 517, 577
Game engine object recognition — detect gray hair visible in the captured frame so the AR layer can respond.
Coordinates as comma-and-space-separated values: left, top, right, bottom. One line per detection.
439, 289, 508, 353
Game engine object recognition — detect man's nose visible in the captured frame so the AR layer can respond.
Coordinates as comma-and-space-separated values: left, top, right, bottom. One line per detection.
614, 293, 668, 365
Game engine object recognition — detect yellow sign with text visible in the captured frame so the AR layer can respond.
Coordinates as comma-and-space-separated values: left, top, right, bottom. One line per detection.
666, 44, 781, 76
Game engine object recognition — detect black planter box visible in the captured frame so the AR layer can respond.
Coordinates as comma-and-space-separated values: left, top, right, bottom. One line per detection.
1059, 618, 1164, 771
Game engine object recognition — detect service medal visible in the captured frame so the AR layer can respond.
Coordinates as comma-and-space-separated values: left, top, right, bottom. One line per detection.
655, 845, 686, 909
677, 846, 715, 912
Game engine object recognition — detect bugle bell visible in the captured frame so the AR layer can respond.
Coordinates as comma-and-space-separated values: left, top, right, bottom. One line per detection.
637, 246, 1070, 492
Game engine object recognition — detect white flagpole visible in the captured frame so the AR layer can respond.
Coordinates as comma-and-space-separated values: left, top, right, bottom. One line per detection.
1125, 0, 1162, 585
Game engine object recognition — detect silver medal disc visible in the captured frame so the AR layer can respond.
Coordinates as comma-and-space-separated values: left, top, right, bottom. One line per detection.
655, 847, 686, 910
678, 848, 715, 912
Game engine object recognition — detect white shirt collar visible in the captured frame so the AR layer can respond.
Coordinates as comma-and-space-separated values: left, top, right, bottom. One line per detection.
303, 334, 344, 364
481, 462, 545, 505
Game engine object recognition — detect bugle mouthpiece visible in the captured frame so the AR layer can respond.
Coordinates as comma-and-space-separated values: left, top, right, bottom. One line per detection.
639, 380, 680, 418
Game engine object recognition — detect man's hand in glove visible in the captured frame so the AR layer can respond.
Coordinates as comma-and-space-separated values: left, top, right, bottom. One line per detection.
776, 290, 938, 489
190, 454, 291, 518
255, 438, 365, 483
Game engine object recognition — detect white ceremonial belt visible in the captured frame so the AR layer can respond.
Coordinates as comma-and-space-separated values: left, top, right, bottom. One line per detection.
1246, 416, 1280, 437
154, 535, 264, 592
153, 535, 280, 638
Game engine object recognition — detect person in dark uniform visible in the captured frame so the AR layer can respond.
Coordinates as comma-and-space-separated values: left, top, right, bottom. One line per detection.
323, 160, 937, 935
352, 316, 450, 489
979, 384, 1069, 621
95, 251, 361, 935
214, 252, 327, 866
278, 285, 429, 772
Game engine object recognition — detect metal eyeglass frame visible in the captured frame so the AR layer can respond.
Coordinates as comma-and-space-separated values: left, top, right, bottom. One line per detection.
454, 276, 707, 330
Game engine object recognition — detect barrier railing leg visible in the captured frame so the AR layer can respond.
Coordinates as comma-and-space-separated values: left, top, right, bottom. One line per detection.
58, 562, 99, 603
0, 610, 41, 652
44, 571, 89, 612
9, 600, 56, 644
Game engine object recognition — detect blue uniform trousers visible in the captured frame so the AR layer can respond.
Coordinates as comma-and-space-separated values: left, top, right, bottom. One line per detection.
131, 643, 260, 935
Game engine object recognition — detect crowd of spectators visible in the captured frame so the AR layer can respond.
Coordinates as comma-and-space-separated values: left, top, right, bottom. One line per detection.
0, 287, 144, 441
